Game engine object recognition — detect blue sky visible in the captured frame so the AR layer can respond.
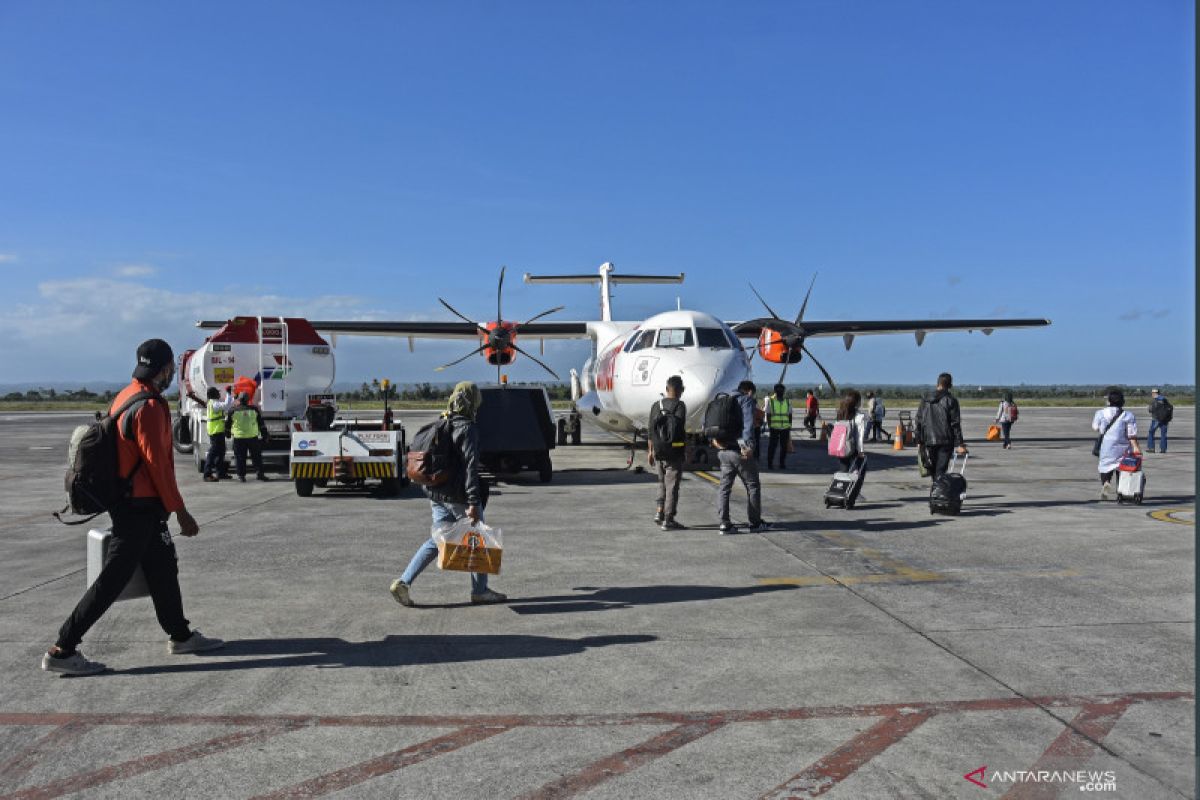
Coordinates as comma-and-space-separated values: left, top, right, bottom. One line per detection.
0, 1, 1193, 387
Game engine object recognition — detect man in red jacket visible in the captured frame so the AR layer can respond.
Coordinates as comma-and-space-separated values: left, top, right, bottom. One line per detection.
42, 339, 223, 676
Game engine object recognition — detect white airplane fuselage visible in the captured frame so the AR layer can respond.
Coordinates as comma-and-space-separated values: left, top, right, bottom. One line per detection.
574, 309, 751, 435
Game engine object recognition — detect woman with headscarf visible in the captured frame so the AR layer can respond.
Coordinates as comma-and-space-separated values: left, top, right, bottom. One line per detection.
994, 390, 1018, 449
1091, 387, 1141, 500
390, 381, 507, 606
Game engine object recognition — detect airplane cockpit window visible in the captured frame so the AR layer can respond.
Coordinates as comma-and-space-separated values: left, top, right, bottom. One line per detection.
696, 328, 731, 349
627, 329, 655, 352
656, 328, 694, 348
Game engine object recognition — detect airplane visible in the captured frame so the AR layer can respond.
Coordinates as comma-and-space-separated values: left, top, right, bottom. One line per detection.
198, 262, 1051, 439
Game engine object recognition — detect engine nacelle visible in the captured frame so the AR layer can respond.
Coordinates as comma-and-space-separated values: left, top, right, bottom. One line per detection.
757, 329, 803, 364
482, 321, 518, 366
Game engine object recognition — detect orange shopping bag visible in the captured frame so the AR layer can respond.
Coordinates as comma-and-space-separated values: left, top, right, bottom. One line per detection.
433, 518, 503, 575
986, 425, 1001, 442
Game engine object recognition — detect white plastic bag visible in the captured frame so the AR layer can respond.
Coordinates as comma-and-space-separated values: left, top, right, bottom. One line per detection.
432, 518, 503, 574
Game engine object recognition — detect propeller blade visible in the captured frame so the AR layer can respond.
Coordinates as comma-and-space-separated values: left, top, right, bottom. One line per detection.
435, 344, 489, 372
749, 283, 784, 321
777, 360, 790, 385
517, 305, 565, 327
512, 344, 561, 380
802, 344, 837, 394
795, 273, 818, 325
438, 298, 487, 332
497, 265, 506, 323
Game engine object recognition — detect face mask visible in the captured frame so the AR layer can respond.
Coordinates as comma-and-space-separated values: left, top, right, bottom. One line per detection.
155, 365, 175, 392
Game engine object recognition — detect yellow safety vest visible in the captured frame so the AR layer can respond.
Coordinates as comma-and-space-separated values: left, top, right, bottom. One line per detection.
230, 407, 259, 439
767, 397, 792, 430
206, 400, 226, 436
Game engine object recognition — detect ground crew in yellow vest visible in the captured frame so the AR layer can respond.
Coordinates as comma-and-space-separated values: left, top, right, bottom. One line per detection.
202, 387, 235, 481
227, 392, 269, 482
764, 383, 793, 470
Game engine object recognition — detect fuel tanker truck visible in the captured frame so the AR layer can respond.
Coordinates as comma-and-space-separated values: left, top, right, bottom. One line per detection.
173, 316, 338, 472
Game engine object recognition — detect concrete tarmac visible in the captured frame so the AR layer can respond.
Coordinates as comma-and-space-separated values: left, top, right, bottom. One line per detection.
0, 406, 1193, 798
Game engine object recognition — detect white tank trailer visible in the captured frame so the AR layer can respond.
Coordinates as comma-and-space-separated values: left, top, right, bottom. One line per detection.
173, 316, 337, 472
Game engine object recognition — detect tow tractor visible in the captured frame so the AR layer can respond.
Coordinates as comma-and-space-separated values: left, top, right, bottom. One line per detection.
290, 380, 408, 497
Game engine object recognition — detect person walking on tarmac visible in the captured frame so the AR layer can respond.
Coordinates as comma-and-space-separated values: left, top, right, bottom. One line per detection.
1146, 388, 1173, 453
390, 381, 507, 606
803, 389, 820, 438
915, 372, 968, 481
648, 375, 688, 530
202, 386, 234, 481
714, 380, 768, 535
764, 384, 793, 470
228, 392, 269, 482
42, 339, 223, 676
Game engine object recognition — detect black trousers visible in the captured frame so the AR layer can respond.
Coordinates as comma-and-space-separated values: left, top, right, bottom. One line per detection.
926, 445, 954, 481
233, 437, 265, 478
803, 413, 817, 437
203, 432, 227, 477
56, 506, 190, 651
766, 429, 790, 466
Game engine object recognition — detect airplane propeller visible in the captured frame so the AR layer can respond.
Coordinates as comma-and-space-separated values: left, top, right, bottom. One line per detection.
434, 266, 565, 382
738, 274, 838, 392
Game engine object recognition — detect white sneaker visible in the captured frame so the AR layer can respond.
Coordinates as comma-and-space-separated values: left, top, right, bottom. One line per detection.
389, 579, 414, 607
1099, 482, 1112, 500
41, 650, 106, 676
167, 629, 224, 654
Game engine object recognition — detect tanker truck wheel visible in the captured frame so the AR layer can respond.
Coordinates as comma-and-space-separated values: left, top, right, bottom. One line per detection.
173, 416, 194, 455
538, 455, 553, 483
557, 418, 567, 446
295, 479, 315, 497
378, 477, 401, 497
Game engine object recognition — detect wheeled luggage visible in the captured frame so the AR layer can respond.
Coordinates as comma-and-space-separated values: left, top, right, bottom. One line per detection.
1116, 470, 1145, 505
825, 455, 867, 509
929, 453, 968, 516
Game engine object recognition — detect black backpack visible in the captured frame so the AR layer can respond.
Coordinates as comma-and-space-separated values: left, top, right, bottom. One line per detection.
651, 399, 687, 460
1152, 398, 1174, 424
703, 393, 743, 441
54, 391, 157, 525
405, 417, 456, 486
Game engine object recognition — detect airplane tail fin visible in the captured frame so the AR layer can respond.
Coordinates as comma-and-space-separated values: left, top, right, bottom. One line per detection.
523, 262, 684, 321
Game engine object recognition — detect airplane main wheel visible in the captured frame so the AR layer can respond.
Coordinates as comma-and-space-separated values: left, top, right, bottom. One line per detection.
557, 419, 568, 446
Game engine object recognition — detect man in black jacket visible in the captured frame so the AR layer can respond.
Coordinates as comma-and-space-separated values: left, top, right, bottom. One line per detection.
648, 375, 687, 530
916, 372, 968, 481
390, 381, 506, 606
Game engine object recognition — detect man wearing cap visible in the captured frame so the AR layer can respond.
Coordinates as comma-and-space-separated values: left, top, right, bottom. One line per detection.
42, 339, 223, 676
1147, 388, 1173, 454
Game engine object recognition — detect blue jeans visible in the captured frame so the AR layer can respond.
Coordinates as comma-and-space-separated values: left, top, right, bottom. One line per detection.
400, 501, 488, 595
1148, 421, 1168, 452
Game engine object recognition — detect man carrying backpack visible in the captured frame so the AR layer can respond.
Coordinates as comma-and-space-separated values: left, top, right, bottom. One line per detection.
390, 381, 506, 606
227, 392, 269, 482
915, 372, 968, 481
711, 380, 768, 534
1147, 388, 1173, 454
43, 339, 223, 676
648, 375, 688, 530
763, 383, 793, 469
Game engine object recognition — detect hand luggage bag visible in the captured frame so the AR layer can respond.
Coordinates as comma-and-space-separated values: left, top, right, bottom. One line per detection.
1116, 470, 1145, 505
929, 453, 968, 516
87, 528, 149, 601
824, 455, 867, 509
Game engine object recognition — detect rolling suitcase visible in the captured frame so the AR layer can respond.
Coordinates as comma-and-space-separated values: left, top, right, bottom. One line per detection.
929, 453, 968, 516
824, 455, 867, 509
1116, 470, 1145, 505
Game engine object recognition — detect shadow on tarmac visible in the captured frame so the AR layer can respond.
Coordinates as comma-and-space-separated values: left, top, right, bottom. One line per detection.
506, 583, 797, 615
115, 633, 656, 674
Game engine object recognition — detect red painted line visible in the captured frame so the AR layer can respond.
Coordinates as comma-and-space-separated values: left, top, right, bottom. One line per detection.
249, 725, 509, 800
1001, 699, 1134, 800
0, 691, 1189, 732
0, 723, 93, 788
516, 719, 726, 800
760, 712, 933, 799
4, 723, 300, 800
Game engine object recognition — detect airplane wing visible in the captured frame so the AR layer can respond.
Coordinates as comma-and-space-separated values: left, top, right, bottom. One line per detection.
731, 318, 1051, 347
196, 320, 592, 340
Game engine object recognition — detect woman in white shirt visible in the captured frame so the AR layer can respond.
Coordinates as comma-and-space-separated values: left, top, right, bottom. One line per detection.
1091, 387, 1141, 500
994, 391, 1017, 449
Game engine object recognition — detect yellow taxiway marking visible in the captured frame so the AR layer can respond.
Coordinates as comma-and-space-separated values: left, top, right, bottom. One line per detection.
1149, 507, 1195, 526
819, 530, 946, 584
692, 470, 720, 484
